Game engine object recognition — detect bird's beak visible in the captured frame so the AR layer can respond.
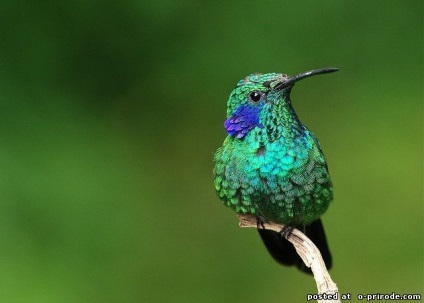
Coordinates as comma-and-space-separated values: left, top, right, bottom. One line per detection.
275, 68, 339, 90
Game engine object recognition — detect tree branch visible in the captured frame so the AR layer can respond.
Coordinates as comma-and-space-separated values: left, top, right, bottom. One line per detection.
237, 214, 340, 303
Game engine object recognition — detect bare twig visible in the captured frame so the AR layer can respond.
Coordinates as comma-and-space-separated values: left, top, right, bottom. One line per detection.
237, 214, 340, 303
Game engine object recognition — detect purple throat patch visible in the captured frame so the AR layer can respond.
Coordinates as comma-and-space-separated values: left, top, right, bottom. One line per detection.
224, 105, 263, 138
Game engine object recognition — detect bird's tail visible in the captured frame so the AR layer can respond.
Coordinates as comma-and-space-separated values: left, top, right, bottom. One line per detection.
257, 219, 332, 274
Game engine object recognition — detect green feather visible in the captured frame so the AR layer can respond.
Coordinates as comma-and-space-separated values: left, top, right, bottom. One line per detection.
214, 73, 333, 225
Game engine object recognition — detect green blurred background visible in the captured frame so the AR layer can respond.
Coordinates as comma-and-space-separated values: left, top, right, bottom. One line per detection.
0, 1, 422, 302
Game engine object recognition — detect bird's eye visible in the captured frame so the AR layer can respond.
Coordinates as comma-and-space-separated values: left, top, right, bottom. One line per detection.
249, 91, 263, 102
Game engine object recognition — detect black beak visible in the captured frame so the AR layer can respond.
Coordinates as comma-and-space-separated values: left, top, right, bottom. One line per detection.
275, 67, 339, 90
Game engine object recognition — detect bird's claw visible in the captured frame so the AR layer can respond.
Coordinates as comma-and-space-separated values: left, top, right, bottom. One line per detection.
280, 225, 294, 239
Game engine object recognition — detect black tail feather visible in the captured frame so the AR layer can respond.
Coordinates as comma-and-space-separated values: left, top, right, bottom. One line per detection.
257, 219, 332, 274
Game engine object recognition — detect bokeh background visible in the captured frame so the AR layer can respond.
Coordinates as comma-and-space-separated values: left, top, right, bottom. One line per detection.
0, 1, 422, 302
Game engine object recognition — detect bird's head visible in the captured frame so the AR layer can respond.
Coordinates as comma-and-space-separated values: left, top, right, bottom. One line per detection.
224, 68, 338, 140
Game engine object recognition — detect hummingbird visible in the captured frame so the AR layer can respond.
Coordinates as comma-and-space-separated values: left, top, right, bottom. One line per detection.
213, 68, 338, 273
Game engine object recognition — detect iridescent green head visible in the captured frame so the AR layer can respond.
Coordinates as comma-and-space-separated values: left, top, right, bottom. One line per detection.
224, 68, 338, 140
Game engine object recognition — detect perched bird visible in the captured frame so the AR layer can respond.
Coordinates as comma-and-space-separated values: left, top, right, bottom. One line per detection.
213, 68, 338, 273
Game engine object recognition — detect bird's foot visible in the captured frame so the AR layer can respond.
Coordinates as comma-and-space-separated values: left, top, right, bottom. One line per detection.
255, 216, 268, 230
280, 225, 294, 239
